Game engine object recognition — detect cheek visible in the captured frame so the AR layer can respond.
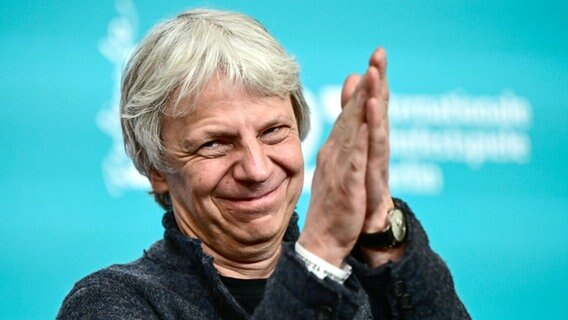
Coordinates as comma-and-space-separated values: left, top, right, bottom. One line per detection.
171, 161, 228, 201
287, 142, 304, 173
271, 140, 304, 178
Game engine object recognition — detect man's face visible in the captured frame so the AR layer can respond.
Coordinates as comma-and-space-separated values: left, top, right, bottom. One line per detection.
153, 77, 304, 260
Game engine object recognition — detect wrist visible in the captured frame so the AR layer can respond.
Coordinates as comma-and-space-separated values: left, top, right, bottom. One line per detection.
295, 242, 352, 284
363, 196, 395, 233
358, 199, 408, 267
297, 233, 347, 268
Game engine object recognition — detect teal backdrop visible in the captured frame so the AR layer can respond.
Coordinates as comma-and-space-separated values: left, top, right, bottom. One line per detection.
2, 1, 567, 319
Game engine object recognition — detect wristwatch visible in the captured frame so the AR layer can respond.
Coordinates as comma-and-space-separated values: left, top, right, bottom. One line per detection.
356, 207, 407, 249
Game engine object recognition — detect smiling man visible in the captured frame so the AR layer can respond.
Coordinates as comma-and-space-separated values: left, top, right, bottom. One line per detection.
153, 78, 304, 279
58, 8, 469, 319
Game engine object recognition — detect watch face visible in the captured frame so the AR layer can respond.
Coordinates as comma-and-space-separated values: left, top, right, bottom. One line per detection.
389, 208, 407, 241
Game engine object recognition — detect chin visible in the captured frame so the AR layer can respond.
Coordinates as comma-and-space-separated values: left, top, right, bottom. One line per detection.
227, 208, 291, 245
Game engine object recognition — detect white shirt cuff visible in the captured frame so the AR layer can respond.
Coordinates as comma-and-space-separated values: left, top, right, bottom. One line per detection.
294, 242, 352, 284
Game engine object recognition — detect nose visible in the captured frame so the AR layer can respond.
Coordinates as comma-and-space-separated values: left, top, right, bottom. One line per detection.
232, 139, 272, 183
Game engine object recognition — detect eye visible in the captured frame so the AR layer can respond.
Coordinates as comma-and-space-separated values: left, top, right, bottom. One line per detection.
264, 126, 281, 135
197, 140, 232, 157
200, 140, 221, 149
261, 125, 289, 144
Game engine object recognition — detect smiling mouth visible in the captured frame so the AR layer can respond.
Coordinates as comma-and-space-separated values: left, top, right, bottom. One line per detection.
238, 188, 277, 201
216, 183, 284, 215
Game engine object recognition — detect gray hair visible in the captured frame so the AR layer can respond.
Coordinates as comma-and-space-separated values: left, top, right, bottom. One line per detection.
120, 9, 310, 207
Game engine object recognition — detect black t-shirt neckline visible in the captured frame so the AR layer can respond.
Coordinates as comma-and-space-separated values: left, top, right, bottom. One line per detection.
220, 275, 267, 314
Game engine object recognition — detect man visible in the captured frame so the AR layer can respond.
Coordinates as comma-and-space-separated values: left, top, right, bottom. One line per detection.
59, 8, 470, 319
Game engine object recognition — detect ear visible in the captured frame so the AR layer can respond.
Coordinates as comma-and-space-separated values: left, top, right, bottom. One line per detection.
149, 169, 169, 194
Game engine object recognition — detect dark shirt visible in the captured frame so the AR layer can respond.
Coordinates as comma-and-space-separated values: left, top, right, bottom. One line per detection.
220, 276, 267, 314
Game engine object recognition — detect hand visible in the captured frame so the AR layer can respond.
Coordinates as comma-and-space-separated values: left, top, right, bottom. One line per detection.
344, 49, 394, 233
298, 48, 404, 268
298, 51, 382, 267
342, 49, 404, 266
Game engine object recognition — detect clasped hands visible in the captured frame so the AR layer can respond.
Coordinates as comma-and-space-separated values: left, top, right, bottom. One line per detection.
298, 48, 404, 269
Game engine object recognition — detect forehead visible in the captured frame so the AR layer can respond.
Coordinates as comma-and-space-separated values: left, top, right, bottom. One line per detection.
173, 75, 292, 117
162, 76, 295, 130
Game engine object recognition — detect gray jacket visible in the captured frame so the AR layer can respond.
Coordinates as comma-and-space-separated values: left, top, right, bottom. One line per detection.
58, 200, 470, 319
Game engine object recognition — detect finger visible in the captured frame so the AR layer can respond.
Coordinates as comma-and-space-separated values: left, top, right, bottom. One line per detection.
329, 75, 366, 144
369, 48, 387, 82
341, 74, 361, 108
365, 97, 389, 182
347, 122, 369, 187
368, 48, 389, 101
330, 50, 387, 157
363, 65, 380, 99
364, 96, 392, 220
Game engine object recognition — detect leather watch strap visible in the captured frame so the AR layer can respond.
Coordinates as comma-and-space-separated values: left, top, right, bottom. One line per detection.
356, 206, 407, 249
356, 227, 396, 248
